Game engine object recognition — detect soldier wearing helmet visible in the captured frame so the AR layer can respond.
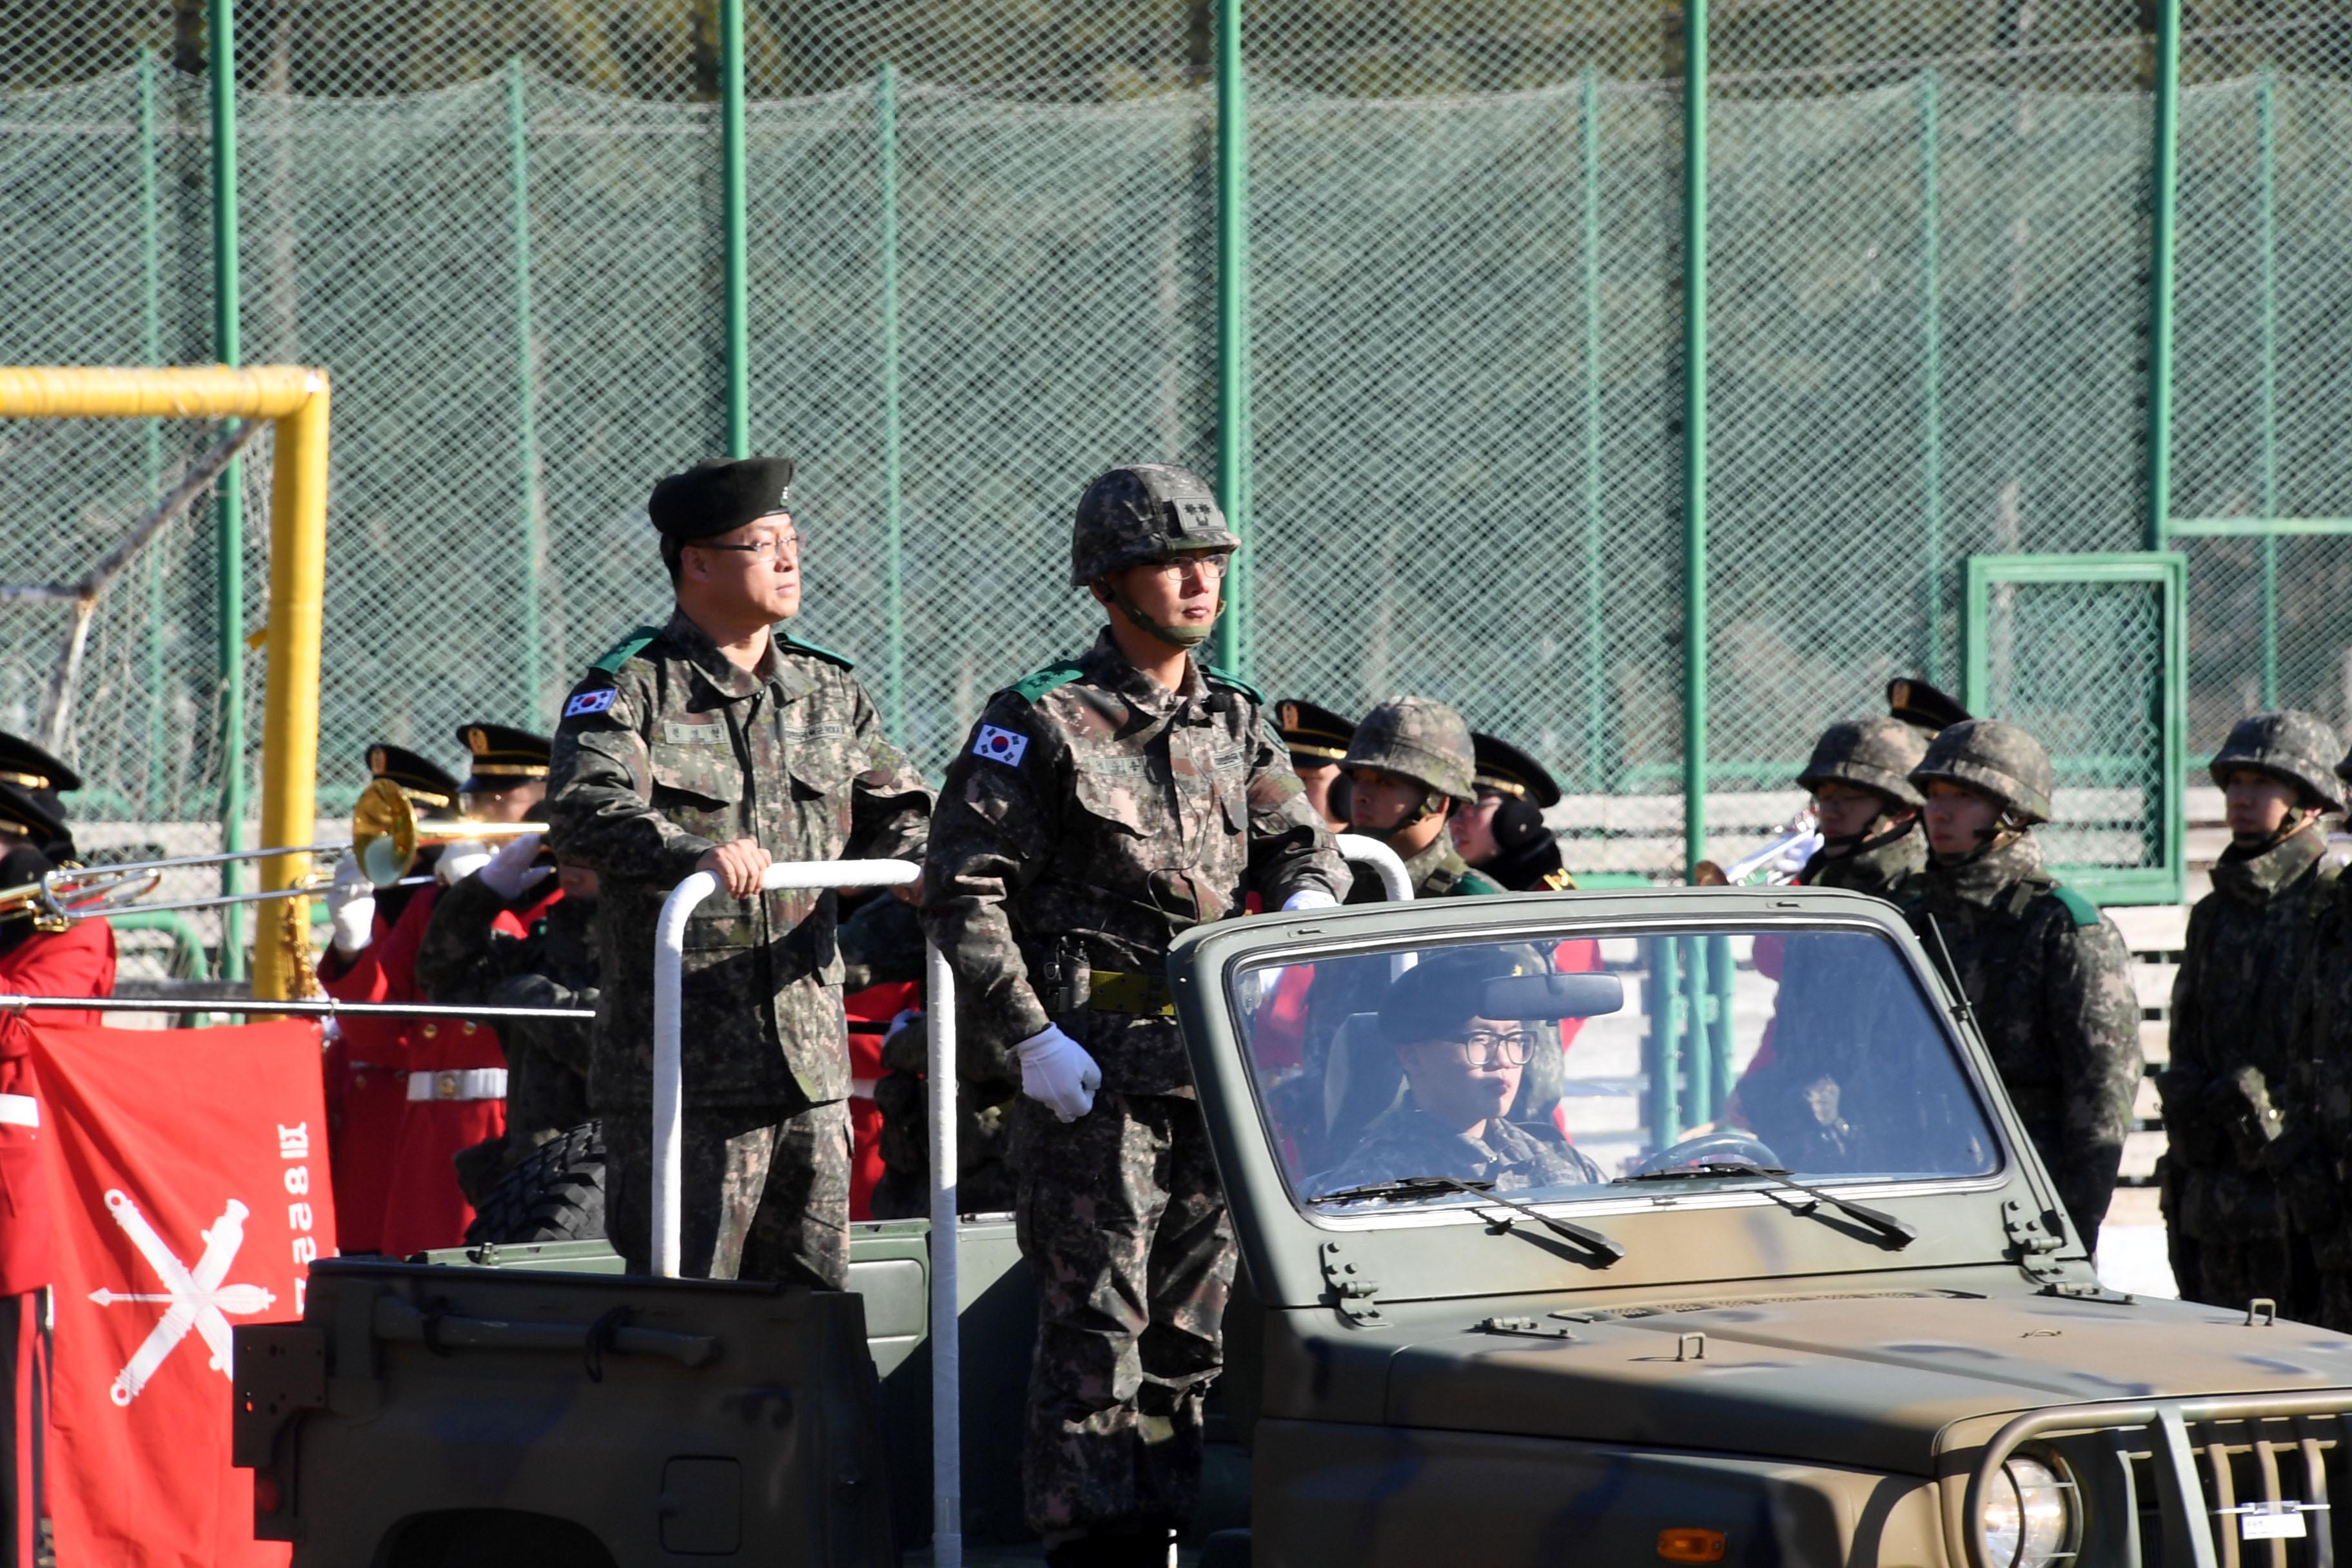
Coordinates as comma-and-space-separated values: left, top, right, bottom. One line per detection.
2161, 711, 2344, 1318
1792, 716, 1931, 901
1905, 719, 2141, 1253
920, 463, 1346, 1565
1342, 696, 1504, 899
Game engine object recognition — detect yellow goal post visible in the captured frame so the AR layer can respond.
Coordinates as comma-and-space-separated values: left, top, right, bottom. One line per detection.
0, 366, 330, 1003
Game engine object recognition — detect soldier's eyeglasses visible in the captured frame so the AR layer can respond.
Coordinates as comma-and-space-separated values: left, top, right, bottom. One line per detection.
696, 531, 803, 563
1450, 1029, 1535, 1067
1146, 553, 1230, 584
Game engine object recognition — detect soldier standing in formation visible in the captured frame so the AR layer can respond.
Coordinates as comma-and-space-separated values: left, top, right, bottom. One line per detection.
1341, 697, 1502, 899
548, 456, 933, 1286
1790, 718, 1929, 899
2157, 712, 2343, 1315
1905, 719, 2142, 1253
921, 463, 1346, 1567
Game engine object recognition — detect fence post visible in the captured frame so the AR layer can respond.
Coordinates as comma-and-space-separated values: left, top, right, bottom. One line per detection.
1212, 0, 1251, 678
1680, 0, 1709, 877
1921, 68, 1946, 685
2257, 64, 2278, 706
209, 0, 248, 978
139, 49, 167, 816
508, 59, 543, 716
720, 0, 749, 458
877, 63, 906, 739
1681, 936, 1712, 1127
1580, 66, 1606, 794
2144, 0, 2182, 551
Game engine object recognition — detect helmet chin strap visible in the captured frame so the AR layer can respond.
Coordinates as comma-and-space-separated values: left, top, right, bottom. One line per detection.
1821, 811, 1916, 858
1105, 583, 1221, 651
2233, 806, 2320, 857
1351, 790, 1445, 844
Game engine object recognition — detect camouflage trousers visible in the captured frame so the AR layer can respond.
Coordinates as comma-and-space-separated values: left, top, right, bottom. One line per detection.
604, 1099, 851, 1289
1013, 1089, 1236, 1538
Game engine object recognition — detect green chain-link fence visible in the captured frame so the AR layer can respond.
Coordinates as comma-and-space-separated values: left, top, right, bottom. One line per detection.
5, 1, 2350, 902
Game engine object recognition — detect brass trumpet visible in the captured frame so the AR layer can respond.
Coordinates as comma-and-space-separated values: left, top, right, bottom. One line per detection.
348, 776, 546, 887
1690, 808, 1823, 888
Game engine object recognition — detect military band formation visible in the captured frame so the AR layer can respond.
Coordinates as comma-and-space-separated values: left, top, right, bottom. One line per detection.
5, 455, 2351, 1563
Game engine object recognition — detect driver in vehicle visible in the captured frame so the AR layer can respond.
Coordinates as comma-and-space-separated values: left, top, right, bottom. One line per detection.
1310, 947, 1602, 1196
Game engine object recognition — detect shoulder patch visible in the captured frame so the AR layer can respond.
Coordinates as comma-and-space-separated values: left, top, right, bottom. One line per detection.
2046, 884, 2100, 926
562, 686, 618, 720
589, 627, 663, 675
775, 629, 856, 671
1010, 660, 1086, 705
1205, 663, 1266, 705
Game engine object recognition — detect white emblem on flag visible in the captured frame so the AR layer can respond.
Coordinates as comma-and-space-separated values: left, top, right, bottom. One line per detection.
90, 1189, 276, 1406
973, 725, 1029, 767
564, 687, 616, 719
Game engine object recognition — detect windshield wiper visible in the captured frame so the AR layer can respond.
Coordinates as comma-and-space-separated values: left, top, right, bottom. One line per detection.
1308, 1175, 1625, 1266
1622, 1161, 1917, 1249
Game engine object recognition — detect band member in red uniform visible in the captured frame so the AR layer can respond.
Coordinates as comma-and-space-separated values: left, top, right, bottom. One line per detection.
318, 744, 460, 1254
0, 734, 107, 1568
380, 724, 551, 1257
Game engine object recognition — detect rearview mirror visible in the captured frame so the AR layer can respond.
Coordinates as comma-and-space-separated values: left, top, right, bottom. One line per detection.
1481, 971, 1624, 1020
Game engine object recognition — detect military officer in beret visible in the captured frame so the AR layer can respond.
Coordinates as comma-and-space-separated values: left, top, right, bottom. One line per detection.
1453, 732, 1576, 893
921, 463, 1345, 1565
1275, 699, 1355, 835
547, 457, 933, 1288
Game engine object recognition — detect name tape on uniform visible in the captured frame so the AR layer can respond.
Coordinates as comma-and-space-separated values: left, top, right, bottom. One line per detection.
564, 687, 617, 719
973, 724, 1029, 767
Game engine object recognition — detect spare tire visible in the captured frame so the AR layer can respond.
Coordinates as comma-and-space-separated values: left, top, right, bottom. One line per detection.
464, 1119, 607, 1245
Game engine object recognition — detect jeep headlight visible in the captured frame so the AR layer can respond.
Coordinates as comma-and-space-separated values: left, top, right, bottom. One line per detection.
1979, 1454, 2074, 1568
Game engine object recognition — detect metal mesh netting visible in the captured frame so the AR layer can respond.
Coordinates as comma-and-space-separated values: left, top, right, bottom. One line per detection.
4, 2, 2351, 889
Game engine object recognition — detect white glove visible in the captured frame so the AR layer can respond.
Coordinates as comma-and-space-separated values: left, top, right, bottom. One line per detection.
1282, 888, 1339, 912
435, 845, 495, 887
477, 832, 554, 901
326, 855, 376, 956
1015, 1024, 1101, 1124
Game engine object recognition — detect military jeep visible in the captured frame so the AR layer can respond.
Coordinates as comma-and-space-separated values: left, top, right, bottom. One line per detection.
237, 880, 2352, 1568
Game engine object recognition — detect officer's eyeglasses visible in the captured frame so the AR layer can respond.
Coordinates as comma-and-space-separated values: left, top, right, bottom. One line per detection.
696, 530, 804, 564
1146, 553, 1230, 585
1446, 1029, 1536, 1067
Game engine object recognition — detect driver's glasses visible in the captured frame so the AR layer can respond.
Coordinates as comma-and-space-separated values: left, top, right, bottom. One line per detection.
1450, 1028, 1535, 1067
698, 529, 803, 564
1146, 552, 1230, 585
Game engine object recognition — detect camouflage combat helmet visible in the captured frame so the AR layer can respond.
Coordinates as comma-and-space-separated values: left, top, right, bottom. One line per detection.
1906, 718, 2055, 825
2210, 709, 2344, 809
1796, 718, 1928, 810
1344, 696, 1477, 803
1069, 463, 1238, 587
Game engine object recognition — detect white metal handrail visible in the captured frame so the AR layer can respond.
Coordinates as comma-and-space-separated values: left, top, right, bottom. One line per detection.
651, 857, 959, 1568
1334, 833, 1411, 902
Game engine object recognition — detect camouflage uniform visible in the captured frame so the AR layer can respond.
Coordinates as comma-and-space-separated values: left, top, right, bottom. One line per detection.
869, 1008, 1023, 1222
546, 606, 932, 1286
1309, 1102, 1602, 1196
920, 464, 1346, 1542
2160, 712, 2344, 1317
1341, 698, 1504, 901
1901, 718, 2141, 1257
413, 873, 602, 1197
1798, 828, 1925, 900
2284, 867, 2352, 1330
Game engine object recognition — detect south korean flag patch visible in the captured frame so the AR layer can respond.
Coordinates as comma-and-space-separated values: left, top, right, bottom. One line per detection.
972, 724, 1029, 768
564, 687, 617, 720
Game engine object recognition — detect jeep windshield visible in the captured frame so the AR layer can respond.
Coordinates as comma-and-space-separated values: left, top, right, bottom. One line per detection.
1233, 921, 2001, 1217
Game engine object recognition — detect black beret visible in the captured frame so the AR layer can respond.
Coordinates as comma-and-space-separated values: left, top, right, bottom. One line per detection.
366, 743, 463, 809
1275, 698, 1355, 763
649, 457, 796, 542
456, 723, 553, 792
1379, 946, 1532, 1047
1471, 732, 1562, 809
1886, 676, 1970, 736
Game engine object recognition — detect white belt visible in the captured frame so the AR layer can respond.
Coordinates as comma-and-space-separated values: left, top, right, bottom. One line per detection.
406, 1068, 508, 1103
0, 1093, 36, 1128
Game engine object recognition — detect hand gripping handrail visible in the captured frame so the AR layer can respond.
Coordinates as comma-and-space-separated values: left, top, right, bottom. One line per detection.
1335, 833, 1413, 901
652, 858, 960, 1568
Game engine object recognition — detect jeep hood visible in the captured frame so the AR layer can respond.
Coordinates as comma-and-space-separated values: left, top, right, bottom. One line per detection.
1380, 1291, 2352, 1474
